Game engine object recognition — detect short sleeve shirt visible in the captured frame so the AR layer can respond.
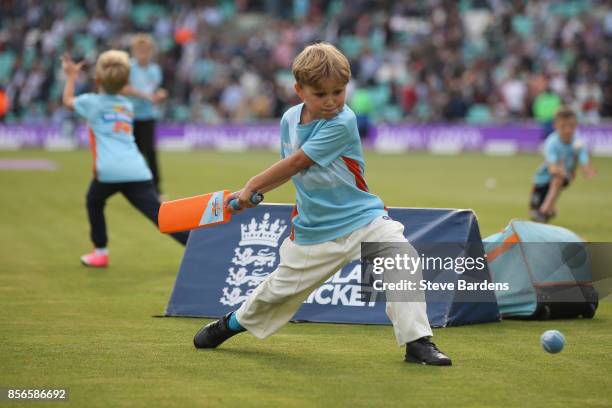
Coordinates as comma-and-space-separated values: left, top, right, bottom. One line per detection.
74, 93, 152, 183
128, 60, 162, 120
534, 132, 589, 185
280, 103, 386, 244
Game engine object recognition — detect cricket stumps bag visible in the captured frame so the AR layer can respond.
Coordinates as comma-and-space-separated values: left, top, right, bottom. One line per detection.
484, 220, 598, 319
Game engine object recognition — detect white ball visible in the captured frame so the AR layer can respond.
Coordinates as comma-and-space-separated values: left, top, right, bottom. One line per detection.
485, 178, 497, 190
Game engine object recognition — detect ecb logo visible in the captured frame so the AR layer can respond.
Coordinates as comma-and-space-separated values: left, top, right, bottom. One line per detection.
218, 212, 372, 308
220, 213, 287, 306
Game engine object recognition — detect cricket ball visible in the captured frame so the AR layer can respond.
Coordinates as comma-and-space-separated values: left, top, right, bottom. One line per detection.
540, 330, 565, 354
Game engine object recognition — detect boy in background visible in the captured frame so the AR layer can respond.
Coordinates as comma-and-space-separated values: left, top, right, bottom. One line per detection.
62, 51, 187, 268
193, 43, 452, 366
122, 34, 167, 195
531, 106, 597, 222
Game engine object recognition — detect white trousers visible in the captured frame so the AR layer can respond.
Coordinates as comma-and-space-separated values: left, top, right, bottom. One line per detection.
235, 216, 433, 346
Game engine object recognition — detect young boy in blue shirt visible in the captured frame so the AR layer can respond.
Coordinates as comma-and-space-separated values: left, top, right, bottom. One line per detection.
62, 51, 188, 268
193, 43, 451, 365
121, 34, 167, 195
530, 107, 597, 222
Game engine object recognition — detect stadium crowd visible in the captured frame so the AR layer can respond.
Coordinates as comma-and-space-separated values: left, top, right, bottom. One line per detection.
0, 0, 611, 125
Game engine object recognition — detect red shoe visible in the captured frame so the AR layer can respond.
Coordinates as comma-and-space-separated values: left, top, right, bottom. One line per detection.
80, 251, 109, 268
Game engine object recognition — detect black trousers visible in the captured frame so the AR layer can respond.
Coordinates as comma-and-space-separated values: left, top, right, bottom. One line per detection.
86, 179, 189, 248
133, 119, 161, 193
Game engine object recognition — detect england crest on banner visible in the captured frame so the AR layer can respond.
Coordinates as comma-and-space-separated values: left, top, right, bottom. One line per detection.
219, 213, 287, 306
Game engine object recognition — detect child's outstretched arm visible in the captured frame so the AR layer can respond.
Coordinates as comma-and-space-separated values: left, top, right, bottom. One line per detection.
61, 54, 84, 110
539, 174, 564, 216
576, 142, 596, 179
580, 163, 597, 179
120, 85, 152, 101
226, 149, 314, 213
546, 163, 566, 180
540, 161, 566, 215
120, 86, 167, 103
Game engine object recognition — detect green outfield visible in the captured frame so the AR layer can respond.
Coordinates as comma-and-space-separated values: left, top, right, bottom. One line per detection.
1, 150, 611, 407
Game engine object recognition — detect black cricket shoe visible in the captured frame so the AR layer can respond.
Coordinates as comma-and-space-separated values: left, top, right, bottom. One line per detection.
193, 313, 240, 349
405, 337, 452, 366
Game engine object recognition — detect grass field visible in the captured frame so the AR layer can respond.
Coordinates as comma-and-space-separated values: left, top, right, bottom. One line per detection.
1, 150, 611, 407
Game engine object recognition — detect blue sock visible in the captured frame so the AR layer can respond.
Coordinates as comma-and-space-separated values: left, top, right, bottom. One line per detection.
228, 312, 246, 332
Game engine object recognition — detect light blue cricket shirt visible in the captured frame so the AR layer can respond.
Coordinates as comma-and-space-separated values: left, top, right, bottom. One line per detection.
534, 131, 589, 186
281, 103, 387, 245
74, 93, 152, 183
128, 59, 162, 120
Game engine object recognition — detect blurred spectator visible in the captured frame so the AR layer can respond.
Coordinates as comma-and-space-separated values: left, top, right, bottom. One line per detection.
0, 86, 8, 121
500, 68, 528, 118
350, 87, 374, 138
533, 88, 561, 138
0, 0, 610, 124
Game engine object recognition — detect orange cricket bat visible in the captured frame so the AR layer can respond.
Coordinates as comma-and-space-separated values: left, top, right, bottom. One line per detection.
158, 190, 263, 233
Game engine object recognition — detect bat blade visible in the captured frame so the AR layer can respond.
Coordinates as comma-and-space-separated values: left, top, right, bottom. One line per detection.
159, 190, 230, 233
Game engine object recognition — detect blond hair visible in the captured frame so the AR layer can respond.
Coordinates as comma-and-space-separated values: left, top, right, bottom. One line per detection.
292, 42, 351, 87
554, 106, 577, 121
95, 50, 130, 94
131, 33, 155, 50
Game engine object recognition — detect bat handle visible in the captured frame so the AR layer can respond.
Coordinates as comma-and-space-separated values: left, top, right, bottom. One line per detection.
229, 193, 264, 211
